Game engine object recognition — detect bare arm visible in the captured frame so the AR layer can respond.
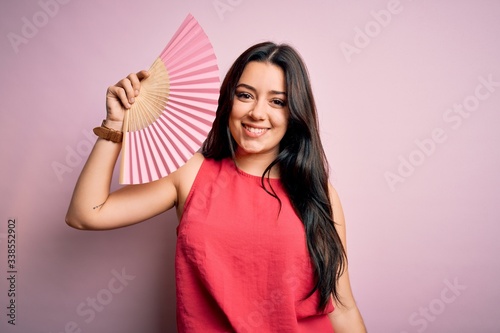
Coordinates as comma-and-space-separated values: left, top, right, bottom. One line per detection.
327, 184, 367, 332
65, 70, 178, 230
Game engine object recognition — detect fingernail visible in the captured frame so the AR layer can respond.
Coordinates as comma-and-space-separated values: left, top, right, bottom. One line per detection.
135, 89, 139, 96
130, 97, 135, 103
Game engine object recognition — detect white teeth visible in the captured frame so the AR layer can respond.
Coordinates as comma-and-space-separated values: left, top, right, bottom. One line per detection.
244, 125, 267, 134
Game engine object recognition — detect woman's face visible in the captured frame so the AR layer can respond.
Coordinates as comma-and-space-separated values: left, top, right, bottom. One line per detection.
229, 61, 289, 159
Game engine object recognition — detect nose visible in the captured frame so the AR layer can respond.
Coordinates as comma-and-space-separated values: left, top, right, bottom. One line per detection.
249, 99, 266, 120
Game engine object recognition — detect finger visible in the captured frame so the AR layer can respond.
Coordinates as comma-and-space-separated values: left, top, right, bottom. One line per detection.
137, 69, 150, 81
118, 74, 137, 104
133, 70, 150, 96
128, 73, 143, 97
108, 85, 132, 109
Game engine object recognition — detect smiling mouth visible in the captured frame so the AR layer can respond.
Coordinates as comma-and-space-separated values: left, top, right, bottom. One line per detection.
242, 124, 269, 135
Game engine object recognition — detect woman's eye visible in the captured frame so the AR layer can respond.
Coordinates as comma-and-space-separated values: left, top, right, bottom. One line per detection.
272, 99, 286, 107
236, 92, 252, 100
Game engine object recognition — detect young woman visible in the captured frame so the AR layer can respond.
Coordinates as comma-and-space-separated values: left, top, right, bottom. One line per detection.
66, 42, 366, 332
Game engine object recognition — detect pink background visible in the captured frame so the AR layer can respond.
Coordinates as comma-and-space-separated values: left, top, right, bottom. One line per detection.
1, 0, 499, 332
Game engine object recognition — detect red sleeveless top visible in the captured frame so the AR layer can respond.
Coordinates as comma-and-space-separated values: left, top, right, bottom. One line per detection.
176, 157, 334, 332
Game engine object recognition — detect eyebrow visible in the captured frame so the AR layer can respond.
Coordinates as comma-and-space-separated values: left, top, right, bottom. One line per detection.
236, 83, 287, 96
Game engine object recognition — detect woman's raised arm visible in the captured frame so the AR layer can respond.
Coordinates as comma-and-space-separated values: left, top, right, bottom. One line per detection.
65, 70, 178, 230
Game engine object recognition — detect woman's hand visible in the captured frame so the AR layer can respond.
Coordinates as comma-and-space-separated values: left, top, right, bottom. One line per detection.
105, 70, 150, 124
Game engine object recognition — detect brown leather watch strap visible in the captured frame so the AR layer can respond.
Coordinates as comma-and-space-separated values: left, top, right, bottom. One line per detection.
93, 120, 123, 143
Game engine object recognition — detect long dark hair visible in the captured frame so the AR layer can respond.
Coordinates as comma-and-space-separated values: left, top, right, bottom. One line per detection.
202, 42, 346, 310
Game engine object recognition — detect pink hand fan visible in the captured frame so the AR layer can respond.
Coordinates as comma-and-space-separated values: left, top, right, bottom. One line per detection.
119, 14, 220, 184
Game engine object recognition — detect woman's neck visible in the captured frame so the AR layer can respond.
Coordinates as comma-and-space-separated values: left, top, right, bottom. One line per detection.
233, 150, 280, 178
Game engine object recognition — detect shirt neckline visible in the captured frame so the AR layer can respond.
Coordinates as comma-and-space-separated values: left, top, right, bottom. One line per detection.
230, 159, 281, 181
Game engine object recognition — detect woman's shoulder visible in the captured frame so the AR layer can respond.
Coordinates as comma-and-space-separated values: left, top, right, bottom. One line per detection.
171, 152, 206, 214
172, 152, 205, 187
